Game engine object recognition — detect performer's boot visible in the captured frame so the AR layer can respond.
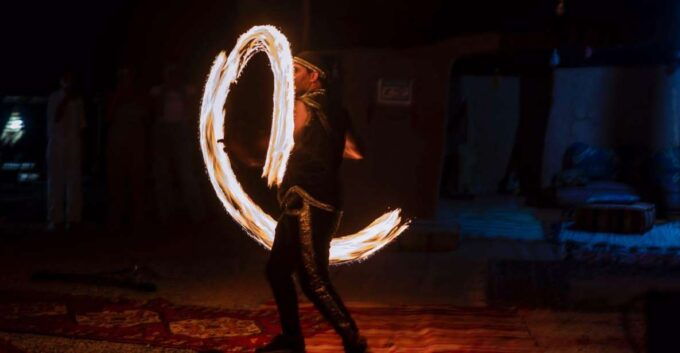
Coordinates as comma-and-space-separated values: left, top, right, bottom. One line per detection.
255, 334, 305, 353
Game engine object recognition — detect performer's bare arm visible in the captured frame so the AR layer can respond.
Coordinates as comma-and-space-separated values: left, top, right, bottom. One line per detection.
293, 99, 310, 139
224, 104, 364, 164
294, 99, 363, 159
220, 100, 309, 167
224, 139, 263, 168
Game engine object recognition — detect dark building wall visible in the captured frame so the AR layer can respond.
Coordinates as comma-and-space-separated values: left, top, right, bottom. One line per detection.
330, 35, 500, 226
456, 76, 520, 194
542, 66, 680, 186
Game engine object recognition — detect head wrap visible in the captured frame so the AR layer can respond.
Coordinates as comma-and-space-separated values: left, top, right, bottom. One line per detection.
293, 51, 328, 79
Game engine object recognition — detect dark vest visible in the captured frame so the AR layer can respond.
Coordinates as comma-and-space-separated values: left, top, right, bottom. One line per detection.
280, 89, 347, 207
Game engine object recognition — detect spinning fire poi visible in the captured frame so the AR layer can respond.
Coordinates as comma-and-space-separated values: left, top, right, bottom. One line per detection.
199, 25, 409, 352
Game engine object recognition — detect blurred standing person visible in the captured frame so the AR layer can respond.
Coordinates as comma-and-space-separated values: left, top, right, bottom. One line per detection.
150, 64, 204, 224
106, 67, 150, 231
46, 71, 86, 231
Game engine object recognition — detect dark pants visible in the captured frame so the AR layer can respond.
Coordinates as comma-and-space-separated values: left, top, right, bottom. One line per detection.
266, 188, 359, 343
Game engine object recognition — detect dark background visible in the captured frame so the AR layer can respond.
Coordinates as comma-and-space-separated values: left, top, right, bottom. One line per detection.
2, 0, 679, 96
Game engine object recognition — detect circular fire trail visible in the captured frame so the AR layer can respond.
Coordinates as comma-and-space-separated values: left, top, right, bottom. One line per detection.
199, 25, 409, 264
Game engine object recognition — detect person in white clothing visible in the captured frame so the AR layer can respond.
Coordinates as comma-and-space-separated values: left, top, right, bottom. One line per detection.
45, 71, 86, 231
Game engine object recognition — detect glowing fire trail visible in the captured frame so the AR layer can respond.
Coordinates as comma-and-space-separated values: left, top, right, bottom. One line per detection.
199, 25, 409, 265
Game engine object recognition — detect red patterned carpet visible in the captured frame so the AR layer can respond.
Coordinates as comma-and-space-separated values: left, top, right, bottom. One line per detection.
294, 302, 538, 353
0, 291, 538, 352
0, 337, 25, 353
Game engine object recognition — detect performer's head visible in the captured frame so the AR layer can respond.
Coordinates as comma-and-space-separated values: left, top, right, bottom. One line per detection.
293, 51, 328, 96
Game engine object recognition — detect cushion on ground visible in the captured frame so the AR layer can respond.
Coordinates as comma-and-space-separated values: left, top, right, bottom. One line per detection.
555, 181, 640, 207
573, 202, 655, 234
557, 221, 680, 262
563, 143, 617, 180
454, 207, 545, 241
660, 191, 680, 216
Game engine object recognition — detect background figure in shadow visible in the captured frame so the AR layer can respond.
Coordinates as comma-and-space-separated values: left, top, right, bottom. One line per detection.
106, 67, 150, 231
150, 64, 205, 224
46, 70, 86, 232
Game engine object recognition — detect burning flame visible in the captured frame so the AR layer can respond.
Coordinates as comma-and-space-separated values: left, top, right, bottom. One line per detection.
199, 25, 409, 264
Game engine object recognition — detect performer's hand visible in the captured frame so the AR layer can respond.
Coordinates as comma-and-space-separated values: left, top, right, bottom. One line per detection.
218, 138, 264, 168
282, 191, 303, 212
343, 132, 364, 160
217, 139, 229, 154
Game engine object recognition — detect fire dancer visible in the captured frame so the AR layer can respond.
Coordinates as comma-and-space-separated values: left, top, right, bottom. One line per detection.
255, 52, 367, 353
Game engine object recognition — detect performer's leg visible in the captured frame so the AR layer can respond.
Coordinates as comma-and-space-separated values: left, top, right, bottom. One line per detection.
266, 215, 303, 339
295, 203, 363, 349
